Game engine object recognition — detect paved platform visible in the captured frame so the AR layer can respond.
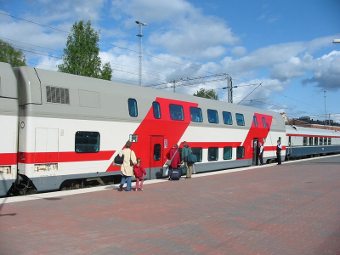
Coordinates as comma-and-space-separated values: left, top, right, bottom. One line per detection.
1, 155, 340, 255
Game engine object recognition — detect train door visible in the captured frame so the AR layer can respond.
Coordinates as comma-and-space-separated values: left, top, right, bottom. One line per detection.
150, 135, 164, 170
252, 138, 259, 165
34, 128, 59, 185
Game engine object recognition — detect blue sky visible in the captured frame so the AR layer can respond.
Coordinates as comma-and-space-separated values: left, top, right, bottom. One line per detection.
1, 0, 339, 122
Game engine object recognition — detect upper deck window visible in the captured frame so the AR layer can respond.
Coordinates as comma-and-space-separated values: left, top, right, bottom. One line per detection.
253, 116, 258, 127
222, 111, 233, 125
152, 101, 161, 119
128, 98, 138, 117
207, 109, 219, 124
262, 117, 268, 128
169, 104, 184, 121
236, 113, 245, 126
190, 107, 203, 122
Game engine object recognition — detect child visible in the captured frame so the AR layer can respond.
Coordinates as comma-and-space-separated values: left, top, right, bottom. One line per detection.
133, 158, 146, 191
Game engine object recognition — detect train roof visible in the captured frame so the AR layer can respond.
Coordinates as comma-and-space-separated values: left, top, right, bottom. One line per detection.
286, 125, 340, 137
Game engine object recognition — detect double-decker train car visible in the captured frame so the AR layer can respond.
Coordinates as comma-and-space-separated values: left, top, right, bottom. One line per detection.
286, 125, 340, 158
0, 62, 288, 196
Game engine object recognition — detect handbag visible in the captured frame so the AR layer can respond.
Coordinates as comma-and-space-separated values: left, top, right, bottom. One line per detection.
187, 153, 197, 164
114, 153, 124, 165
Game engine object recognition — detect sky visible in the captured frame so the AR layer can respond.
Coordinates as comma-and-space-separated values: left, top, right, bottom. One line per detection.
1, 0, 340, 122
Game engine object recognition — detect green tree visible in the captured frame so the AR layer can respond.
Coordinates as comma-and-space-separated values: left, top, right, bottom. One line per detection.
58, 20, 112, 80
194, 88, 218, 100
0, 39, 26, 66
101, 62, 113, 81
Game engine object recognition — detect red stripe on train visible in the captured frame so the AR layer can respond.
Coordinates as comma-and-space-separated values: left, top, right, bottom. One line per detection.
18, 151, 115, 164
0, 153, 17, 165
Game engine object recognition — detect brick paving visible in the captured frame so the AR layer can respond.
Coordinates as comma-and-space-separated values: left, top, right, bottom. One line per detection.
0, 156, 340, 255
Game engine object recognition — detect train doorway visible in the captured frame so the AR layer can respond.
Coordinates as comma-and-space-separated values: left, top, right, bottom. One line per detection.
252, 138, 259, 165
149, 136, 164, 169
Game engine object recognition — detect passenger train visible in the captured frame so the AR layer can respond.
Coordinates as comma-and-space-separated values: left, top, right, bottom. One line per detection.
1, 62, 340, 197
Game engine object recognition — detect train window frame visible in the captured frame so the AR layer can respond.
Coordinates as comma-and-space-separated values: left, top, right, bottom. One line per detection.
152, 101, 161, 119
75, 131, 100, 153
236, 146, 245, 159
208, 147, 219, 161
309, 137, 313, 146
314, 137, 318, 145
191, 147, 202, 162
222, 111, 233, 125
207, 109, 219, 124
235, 113, 245, 126
328, 138, 331, 145
169, 104, 184, 121
319, 137, 323, 146
223, 146, 232, 160
153, 144, 161, 161
303, 137, 307, 146
190, 107, 203, 122
253, 116, 258, 127
128, 98, 138, 117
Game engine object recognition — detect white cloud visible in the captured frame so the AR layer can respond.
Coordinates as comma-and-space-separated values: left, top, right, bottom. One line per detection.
111, 0, 238, 59
303, 50, 340, 90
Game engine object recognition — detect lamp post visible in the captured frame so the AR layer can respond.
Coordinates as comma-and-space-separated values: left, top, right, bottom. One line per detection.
136, 20, 147, 86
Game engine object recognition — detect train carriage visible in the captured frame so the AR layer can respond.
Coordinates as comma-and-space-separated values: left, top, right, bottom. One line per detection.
0, 62, 292, 196
286, 125, 340, 158
0, 63, 19, 196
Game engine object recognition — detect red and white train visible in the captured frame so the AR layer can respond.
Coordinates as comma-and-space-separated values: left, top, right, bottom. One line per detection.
1, 62, 340, 196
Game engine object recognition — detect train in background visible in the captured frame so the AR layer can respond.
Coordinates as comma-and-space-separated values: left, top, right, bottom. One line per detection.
1, 62, 340, 197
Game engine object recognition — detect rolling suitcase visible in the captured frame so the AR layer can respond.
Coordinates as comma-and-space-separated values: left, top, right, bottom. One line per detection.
169, 168, 182, 180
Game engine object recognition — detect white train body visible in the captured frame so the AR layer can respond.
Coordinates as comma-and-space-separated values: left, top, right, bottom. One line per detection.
286, 125, 340, 158
0, 62, 339, 196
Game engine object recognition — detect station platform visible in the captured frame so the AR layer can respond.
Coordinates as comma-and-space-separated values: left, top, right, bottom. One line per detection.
1, 155, 340, 255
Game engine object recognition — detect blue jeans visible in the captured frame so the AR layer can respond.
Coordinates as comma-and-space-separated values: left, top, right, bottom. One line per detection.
120, 175, 132, 191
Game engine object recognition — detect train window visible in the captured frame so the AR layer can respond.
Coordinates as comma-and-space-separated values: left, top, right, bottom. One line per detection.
153, 144, 161, 161
309, 137, 313, 146
303, 137, 307, 146
152, 101, 161, 119
208, 147, 218, 161
253, 116, 258, 127
235, 113, 245, 126
262, 117, 268, 128
328, 138, 331, 145
207, 109, 219, 124
190, 107, 203, 122
128, 98, 138, 117
191, 147, 202, 162
319, 137, 323, 145
314, 137, 318, 145
169, 104, 184, 121
223, 147, 232, 160
236, 146, 245, 159
75, 131, 100, 153
222, 111, 233, 125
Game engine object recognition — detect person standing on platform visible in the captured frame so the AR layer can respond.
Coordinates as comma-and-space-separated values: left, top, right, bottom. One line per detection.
168, 144, 181, 180
133, 158, 146, 191
181, 141, 193, 179
117, 141, 137, 191
259, 141, 264, 165
276, 139, 282, 165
